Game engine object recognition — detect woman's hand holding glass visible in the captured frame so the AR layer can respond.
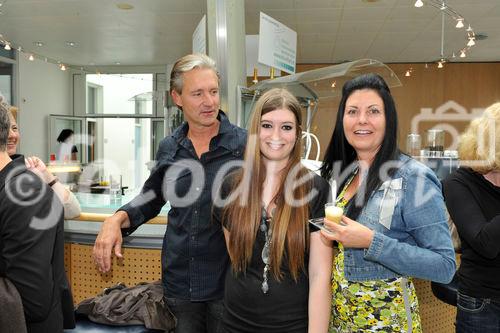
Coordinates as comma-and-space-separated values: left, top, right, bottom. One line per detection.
321, 215, 375, 249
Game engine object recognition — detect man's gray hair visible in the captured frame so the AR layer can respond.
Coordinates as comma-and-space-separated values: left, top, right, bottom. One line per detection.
170, 53, 219, 94
0, 98, 11, 152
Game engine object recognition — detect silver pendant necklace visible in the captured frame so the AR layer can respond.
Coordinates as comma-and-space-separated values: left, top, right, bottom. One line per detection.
260, 208, 273, 294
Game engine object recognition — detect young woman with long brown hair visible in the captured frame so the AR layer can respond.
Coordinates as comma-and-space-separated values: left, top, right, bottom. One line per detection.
213, 88, 332, 333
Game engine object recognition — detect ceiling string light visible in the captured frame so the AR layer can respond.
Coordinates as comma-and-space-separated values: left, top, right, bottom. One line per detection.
0, 31, 86, 71
0, 36, 119, 75
415, 0, 476, 67
1, 0, 476, 75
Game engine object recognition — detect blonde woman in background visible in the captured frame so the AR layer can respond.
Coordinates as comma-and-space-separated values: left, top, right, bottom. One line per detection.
443, 102, 500, 333
5, 101, 80, 219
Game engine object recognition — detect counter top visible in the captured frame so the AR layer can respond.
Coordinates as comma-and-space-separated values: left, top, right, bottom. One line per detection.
64, 220, 166, 249
64, 192, 169, 249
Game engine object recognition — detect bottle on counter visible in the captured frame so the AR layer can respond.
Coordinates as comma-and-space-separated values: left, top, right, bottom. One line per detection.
49, 153, 56, 165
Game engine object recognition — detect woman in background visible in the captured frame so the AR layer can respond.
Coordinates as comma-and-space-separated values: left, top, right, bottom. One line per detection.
320, 74, 456, 332
213, 88, 332, 333
7, 105, 80, 219
56, 128, 78, 161
443, 102, 500, 333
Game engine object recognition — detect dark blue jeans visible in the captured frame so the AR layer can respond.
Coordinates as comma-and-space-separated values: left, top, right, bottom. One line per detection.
456, 291, 500, 333
165, 297, 224, 333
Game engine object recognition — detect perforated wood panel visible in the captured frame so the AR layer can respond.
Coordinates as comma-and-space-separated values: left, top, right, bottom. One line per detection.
414, 279, 456, 333
64, 244, 457, 332
68, 244, 162, 304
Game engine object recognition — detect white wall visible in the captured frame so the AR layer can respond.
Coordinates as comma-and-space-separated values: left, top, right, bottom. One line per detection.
18, 56, 71, 159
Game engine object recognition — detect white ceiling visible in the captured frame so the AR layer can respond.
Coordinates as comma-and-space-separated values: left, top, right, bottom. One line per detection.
0, 0, 498, 66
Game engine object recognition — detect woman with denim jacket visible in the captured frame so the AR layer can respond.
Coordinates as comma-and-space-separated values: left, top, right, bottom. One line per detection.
443, 102, 500, 333
320, 74, 456, 333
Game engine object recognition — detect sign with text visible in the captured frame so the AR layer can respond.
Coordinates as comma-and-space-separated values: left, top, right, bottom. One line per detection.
258, 12, 297, 74
246, 35, 281, 77
192, 15, 206, 54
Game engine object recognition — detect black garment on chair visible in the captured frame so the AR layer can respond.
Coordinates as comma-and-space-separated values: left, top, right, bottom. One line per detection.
75, 281, 175, 331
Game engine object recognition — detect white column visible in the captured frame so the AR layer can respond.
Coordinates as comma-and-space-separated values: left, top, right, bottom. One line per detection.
207, 0, 246, 124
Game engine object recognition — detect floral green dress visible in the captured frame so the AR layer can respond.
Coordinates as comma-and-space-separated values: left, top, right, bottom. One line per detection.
329, 173, 422, 333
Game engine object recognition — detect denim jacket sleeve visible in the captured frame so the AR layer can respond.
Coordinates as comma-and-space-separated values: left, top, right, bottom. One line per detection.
364, 159, 456, 284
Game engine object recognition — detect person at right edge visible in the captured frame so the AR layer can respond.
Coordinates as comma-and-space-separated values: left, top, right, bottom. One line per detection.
92, 53, 246, 333
320, 73, 456, 333
443, 102, 500, 333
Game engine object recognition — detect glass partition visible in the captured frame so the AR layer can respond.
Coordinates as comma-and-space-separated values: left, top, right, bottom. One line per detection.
239, 58, 402, 130
248, 59, 401, 101
50, 115, 164, 192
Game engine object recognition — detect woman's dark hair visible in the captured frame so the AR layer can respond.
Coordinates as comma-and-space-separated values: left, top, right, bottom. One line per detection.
57, 129, 74, 143
320, 73, 400, 219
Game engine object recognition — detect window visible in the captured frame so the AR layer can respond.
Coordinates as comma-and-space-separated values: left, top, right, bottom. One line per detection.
87, 83, 102, 114
72, 73, 164, 191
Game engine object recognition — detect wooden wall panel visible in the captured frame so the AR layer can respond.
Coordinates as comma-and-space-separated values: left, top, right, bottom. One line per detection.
390, 63, 500, 151
290, 62, 500, 157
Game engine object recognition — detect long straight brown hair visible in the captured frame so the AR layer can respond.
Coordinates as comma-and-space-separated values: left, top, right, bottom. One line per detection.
223, 88, 311, 281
